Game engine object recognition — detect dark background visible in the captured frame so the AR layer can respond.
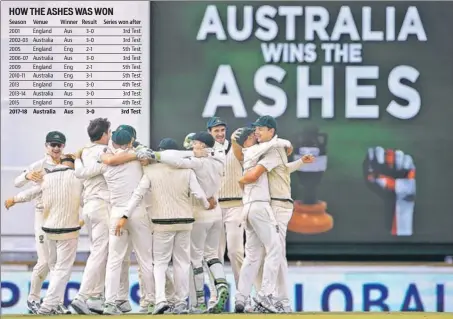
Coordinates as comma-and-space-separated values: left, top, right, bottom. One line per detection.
150, 2, 453, 257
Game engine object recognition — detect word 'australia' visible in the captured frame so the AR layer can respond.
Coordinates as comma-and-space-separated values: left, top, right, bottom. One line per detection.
197, 5, 427, 42
33, 37, 53, 43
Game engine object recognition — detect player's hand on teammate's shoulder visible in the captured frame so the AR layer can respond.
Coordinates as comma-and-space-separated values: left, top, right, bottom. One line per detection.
277, 138, 294, 156
4, 198, 15, 210
301, 154, 315, 163
75, 148, 85, 159
136, 148, 155, 161
26, 171, 43, 182
286, 145, 294, 156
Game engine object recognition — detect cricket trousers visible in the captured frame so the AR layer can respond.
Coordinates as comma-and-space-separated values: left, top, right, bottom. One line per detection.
76, 199, 110, 301
119, 244, 174, 306
118, 208, 155, 306
104, 206, 154, 306
153, 230, 191, 305
190, 206, 227, 306
40, 237, 78, 311
29, 209, 50, 303
236, 201, 281, 302
252, 205, 293, 300
117, 216, 175, 307
118, 241, 150, 304
271, 205, 293, 303
218, 206, 244, 285
208, 206, 244, 303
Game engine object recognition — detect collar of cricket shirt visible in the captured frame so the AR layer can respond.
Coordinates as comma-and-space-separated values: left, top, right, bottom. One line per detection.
44, 153, 60, 166
214, 140, 229, 151
86, 142, 105, 149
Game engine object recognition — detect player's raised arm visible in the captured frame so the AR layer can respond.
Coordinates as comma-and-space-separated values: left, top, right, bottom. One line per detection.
157, 150, 203, 169
14, 161, 44, 187
74, 151, 107, 179
241, 134, 292, 166
5, 185, 43, 210
231, 128, 245, 162
99, 150, 137, 166
156, 149, 194, 160
286, 154, 315, 173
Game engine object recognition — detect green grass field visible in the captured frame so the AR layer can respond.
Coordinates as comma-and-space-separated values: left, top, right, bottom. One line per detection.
1, 314, 452, 319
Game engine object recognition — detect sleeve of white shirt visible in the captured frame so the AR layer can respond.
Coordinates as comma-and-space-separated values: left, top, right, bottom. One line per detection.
276, 138, 292, 149
123, 175, 151, 218
14, 160, 43, 188
74, 158, 107, 179
159, 151, 203, 170
160, 150, 194, 160
242, 135, 280, 167
285, 159, 304, 173
13, 185, 42, 203
258, 148, 282, 172
188, 171, 210, 209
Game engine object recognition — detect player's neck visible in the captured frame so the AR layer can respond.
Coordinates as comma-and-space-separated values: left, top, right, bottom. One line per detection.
49, 155, 61, 164
93, 140, 108, 145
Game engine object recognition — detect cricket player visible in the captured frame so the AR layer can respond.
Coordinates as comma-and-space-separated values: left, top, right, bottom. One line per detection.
97, 130, 155, 315
236, 116, 314, 313
126, 138, 213, 314
114, 124, 146, 313
206, 117, 244, 307
71, 119, 139, 315
232, 127, 282, 313
232, 128, 300, 313
13, 131, 69, 314
182, 133, 217, 310
148, 132, 228, 313
115, 125, 175, 314
5, 155, 83, 315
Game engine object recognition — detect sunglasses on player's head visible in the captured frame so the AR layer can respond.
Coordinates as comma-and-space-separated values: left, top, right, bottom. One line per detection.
49, 143, 62, 148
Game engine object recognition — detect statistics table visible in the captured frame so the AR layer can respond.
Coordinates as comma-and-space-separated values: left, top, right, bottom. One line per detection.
0, 1, 151, 243
0, 1, 151, 245
1, 1, 150, 116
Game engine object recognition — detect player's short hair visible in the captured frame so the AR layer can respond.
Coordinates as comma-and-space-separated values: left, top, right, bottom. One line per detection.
87, 118, 111, 142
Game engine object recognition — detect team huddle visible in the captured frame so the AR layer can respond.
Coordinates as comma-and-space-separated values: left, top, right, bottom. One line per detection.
4, 115, 314, 315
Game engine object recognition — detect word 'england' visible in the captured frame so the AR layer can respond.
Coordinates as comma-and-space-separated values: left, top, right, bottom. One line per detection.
197, 5, 426, 42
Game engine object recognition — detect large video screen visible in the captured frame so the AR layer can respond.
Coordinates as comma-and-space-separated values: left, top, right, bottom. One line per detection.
150, 2, 453, 245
